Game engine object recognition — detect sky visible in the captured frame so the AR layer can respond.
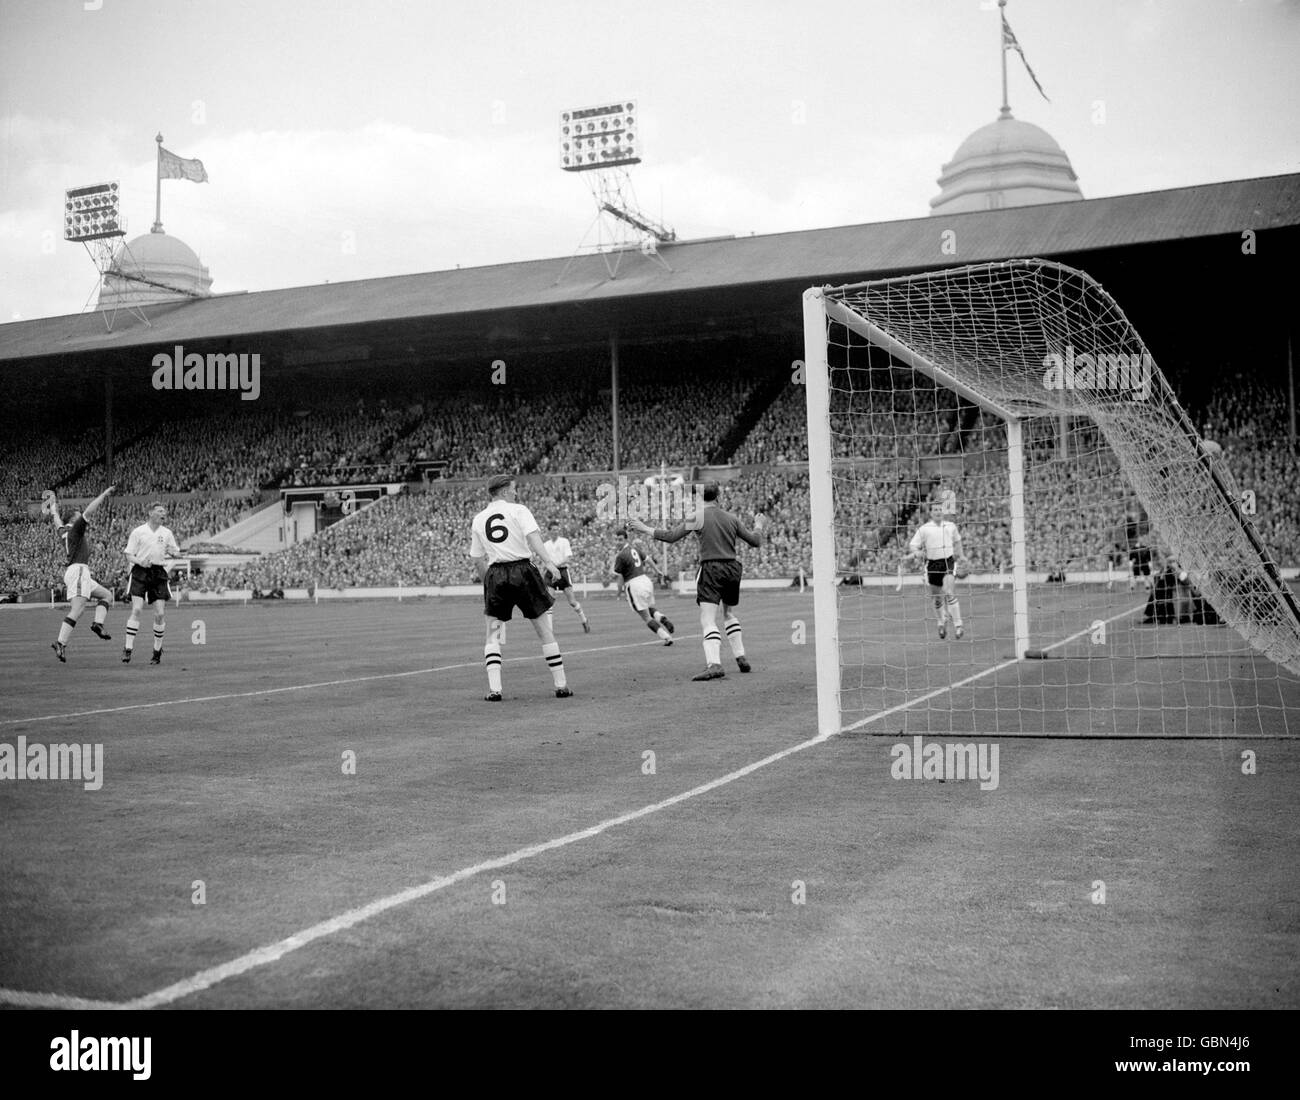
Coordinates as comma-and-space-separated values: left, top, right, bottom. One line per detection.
1, 0, 1298, 322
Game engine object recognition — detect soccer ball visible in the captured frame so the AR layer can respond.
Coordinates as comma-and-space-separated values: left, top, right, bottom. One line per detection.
1201, 439, 1222, 457
954, 561, 971, 580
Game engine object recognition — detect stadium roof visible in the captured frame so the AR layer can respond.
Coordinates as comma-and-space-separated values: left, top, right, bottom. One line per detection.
2, 172, 1297, 364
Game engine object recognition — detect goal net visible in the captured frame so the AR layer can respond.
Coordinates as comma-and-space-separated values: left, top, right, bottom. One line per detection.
802, 258, 1300, 739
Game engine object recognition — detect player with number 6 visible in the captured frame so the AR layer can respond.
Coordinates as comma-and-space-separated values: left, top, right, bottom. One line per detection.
469, 474, 572, 701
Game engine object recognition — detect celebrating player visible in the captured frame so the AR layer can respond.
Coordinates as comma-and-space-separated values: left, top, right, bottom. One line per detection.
121, 502, 182, 665
46, 486, 116, 662
469, 474, 572, 700
543, 528, 590, 633
904, 499, 967, 640
609, 527, 674, 645
630, 481, 764, 681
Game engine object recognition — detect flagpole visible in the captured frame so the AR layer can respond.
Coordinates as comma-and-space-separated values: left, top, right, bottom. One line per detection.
999, 0, 1010, 118
153, 133, 163, 233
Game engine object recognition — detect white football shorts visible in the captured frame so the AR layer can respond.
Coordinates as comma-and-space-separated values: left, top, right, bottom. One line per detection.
624, 574, 655, 612
64, 563, 102, 600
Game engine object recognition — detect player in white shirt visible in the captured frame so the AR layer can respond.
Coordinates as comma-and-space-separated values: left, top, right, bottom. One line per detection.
904, 500, 968, 640
469, 475, 571, 701
121, 501, 182, 664
543, 530, 590, 633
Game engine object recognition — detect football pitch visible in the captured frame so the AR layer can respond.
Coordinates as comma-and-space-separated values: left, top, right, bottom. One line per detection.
1, 587, 1297, 1009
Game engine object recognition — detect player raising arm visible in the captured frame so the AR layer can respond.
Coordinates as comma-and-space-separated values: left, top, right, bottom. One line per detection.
122, 502, 182, 665
45, 485, 116, 662
470, 474, 572, 701
630, 481, 764, 681
904, 499, 967, 640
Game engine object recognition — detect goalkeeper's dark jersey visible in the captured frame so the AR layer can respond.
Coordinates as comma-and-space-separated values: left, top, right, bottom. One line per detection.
659, 505, 759, 562
59, 514, 91, 566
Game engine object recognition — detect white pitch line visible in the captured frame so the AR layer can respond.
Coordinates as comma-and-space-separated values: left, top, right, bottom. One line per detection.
0, 604, 1148, 1010
0, 635, 699, 726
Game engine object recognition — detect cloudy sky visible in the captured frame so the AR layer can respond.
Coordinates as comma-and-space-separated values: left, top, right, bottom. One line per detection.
2, 0, 1297, 321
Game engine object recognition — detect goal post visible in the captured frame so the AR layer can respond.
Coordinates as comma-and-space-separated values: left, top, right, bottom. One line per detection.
802, 259, 1300, 739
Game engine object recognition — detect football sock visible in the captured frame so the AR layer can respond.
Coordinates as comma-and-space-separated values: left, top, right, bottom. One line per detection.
724, 615, 745, 658
58, 616, 76, 645
945, 594, 962, 627
93, 602, 108, 626
542, 642, 566, 689
573, 602, 586, 622
933, 595, 945, 625
645, 619, 661, 634
153, 623, 165, 652
124, 614, 140, 652
703, 631, 722, 666
484, 643, 502, 693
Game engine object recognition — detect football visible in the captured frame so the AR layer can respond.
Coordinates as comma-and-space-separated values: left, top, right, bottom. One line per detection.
954, 561, 971, 580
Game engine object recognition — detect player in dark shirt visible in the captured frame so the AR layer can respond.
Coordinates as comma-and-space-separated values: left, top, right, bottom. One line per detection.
609, 529, 674, 644
46, 485, 116, 662
630, 481, 765, 680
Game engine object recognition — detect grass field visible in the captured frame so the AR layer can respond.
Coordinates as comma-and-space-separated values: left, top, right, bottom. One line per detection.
1, 586, 1297, 1009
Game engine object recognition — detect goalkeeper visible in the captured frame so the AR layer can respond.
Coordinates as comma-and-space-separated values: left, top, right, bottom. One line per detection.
121, 502, 182, 665
904, 500, 968, 640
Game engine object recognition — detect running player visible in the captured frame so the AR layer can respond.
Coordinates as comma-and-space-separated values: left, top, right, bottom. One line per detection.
469, 474, 572, 700
46, 485, 116, 662
543, 529, 590, 633
609, 527, 674, 645
122, 502, 182, 665
630, 481, 764, 681
904, 500, 968, 640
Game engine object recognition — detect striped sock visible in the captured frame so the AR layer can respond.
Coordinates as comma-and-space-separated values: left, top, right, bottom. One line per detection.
542, 641, 566, 689
724, 615, 744, 657
484, 643, 502, 692
58, 616, 77, 645
703, 631, 722, 666
124, 617, 139, 652
153, 624, 165, 652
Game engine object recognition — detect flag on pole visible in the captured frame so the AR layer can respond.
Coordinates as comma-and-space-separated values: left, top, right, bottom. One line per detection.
159, 146, 208, 183
1001, 12, 1050, 103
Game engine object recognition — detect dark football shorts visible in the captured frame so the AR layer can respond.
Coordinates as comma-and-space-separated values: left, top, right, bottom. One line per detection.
548, 565, 573, 591
129, 564, 172, 604
926, 556, 955, 588
1129, 546, 1153, 576
484, 559, 555, 621
696, 559, 742, 606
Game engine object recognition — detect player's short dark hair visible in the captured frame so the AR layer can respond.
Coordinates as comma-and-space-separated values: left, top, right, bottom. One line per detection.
702, 482, 719, 502
486, 474, 514, 496
147, 501, 165, 512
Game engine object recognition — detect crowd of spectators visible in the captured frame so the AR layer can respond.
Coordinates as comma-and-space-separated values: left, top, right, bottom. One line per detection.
5, 365, 1299, 594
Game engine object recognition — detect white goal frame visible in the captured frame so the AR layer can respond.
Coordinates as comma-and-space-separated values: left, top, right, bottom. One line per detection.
802, 261, 1300, 738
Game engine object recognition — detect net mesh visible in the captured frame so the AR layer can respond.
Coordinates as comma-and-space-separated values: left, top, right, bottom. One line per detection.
817, 259, 1300, 737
